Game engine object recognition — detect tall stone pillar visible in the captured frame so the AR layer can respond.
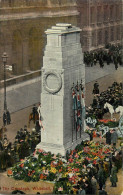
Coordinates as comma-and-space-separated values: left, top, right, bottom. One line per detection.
37, 23, 89, 156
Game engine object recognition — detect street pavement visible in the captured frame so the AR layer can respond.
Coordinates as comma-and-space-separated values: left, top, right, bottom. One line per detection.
0, 63, 123, 117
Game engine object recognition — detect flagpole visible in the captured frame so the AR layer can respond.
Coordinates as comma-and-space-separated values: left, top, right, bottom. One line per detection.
71, 83, 75, 143
72, 110, 74, 143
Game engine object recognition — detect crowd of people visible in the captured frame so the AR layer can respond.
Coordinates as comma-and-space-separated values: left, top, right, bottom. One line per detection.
0, 124, 41, 171
86, 82, 122, 119
0, 102, 42, 172
84, 44, 122, 70
68, 131, 122, 195
64, 139, 122, 195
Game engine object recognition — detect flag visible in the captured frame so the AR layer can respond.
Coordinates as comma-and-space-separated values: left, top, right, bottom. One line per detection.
81, 91, 85, 107
77, 110, 82, 131
81, 91, 86, 119
77, 92, 81, 109
72, 89, 77, 110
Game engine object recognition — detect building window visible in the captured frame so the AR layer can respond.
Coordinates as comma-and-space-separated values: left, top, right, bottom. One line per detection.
111, 28, 114, 42
92, 32, 95, 47
105, 30, 108, 44
98, 31, 102, 45
110, 6, 114, 20
104, 5, 109, 22
97, 6, 102, 23
117, 27, 119, 40
116, 5, 118, 20
116, 5, 120, 20
9, 0, 12, 7
90, 6, 95, 24
117, 26, 121, 40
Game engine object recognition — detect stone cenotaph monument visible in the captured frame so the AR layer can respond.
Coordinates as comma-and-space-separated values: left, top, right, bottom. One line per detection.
37, 23, 89, 155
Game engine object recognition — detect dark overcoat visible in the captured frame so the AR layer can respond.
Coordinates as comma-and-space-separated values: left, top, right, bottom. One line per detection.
106, 131, 111, 145
110, 166, 118, 183
111, 131, 118, 144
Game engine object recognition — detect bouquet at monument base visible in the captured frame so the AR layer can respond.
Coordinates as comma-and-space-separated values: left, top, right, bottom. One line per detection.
6, 139, 122, 194
98, 119, 119, 127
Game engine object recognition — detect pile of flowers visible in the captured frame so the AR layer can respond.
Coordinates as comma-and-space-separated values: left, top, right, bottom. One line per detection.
85, 126, 102, 138
7, 140, 119, 193
97, 119, 119, 127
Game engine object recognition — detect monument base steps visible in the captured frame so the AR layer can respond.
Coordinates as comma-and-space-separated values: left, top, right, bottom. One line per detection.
36, 132, 89, 156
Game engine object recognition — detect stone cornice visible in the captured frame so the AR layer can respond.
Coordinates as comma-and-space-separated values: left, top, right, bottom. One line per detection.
0, 10, 79, 21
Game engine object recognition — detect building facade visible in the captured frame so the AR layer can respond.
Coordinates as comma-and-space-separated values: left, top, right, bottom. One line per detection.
0, 0, 78, 79
0, 0, 122, 79
77, 0, 122, 51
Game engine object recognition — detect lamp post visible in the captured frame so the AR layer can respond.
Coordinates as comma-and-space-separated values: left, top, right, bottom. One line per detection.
2, 52, 8, 112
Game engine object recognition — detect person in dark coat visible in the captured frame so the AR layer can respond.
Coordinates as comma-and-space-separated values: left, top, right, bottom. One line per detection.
91, 176, 97, 195
99, 185, 108, 195
3, 111, 7, 126
89, 130, 93, 141
78, 186, 86, 195
99, 58, 104, 68
111, 130, 118, 147
113, 56, 118, 70
0, 141, 3, 151
32, 104, 37, 123
98, 165, 106, 190
93, 81, 99, 95
106, 130, 111, 145
6, 110, 11, 125
110, 164, 118, 187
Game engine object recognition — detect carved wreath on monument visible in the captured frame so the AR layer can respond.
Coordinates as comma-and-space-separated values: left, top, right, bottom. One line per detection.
43, 71, 62, 94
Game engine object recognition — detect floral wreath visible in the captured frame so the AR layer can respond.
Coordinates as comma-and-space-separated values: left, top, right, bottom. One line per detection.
43, 71, 62, 94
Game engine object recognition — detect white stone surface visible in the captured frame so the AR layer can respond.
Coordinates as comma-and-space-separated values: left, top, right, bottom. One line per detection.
37, 23, 88, 155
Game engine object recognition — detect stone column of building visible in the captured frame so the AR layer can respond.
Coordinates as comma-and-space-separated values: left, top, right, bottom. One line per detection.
37, 23, 89, 155
21, 38, 29, 73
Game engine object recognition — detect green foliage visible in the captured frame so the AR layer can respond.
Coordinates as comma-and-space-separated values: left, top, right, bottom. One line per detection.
75, 143, 84, 152
47, 172, 56, 181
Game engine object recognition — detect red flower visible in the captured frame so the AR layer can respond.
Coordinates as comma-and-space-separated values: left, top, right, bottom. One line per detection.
71, 150, 74, 155
38, 149, 43, 153
76, 161, 80, 164
93, 160, 97, 165
93, 131, 97, 137
98, 119, 115, 123
33, 150, 36, 156
40, 174, 44, 179
95, 142, 99, 146
28, 172, 32, 176
86, 157, 92, 161
59, 168, 62, 173
43, 153, 48, 156
74, 168, 79, 172
84, 147, 90, 153
7, 169, 13, 176
19, 163, 24, 168
74, 153, 79, 158
58, 187, 63, 192
68, 158, 74, 163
